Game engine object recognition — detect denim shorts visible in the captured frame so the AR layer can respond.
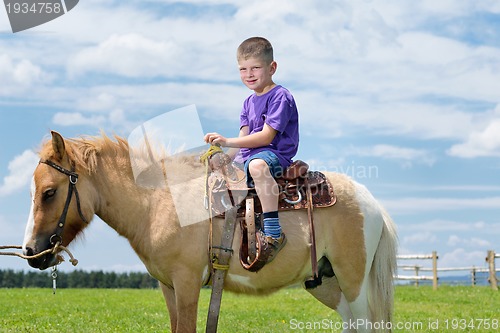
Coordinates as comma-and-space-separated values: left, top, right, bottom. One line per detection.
244, 150, 283, 187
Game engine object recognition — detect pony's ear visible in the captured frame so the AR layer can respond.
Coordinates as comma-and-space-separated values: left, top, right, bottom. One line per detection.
51, 131, 66, 161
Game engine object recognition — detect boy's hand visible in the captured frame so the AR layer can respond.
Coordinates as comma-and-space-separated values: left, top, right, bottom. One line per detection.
204, 132, 228, 147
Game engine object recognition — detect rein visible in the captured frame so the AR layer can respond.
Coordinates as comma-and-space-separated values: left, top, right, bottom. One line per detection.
39, 159, 89, 245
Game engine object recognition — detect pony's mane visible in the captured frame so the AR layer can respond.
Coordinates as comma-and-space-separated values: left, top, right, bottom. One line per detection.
39, 132, 130, 174
39, 132, 204, 177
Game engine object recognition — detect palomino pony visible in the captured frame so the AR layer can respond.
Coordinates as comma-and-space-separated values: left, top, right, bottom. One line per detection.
23, 131, 397, 333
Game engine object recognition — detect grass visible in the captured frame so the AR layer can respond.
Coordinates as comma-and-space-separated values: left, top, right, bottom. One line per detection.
0, 286, 499, 332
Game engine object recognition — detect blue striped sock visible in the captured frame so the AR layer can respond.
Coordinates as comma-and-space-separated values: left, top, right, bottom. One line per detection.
263, 211, 281, 239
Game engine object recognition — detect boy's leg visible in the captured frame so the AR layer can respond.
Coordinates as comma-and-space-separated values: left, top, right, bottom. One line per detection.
248, 159, 282, 238
248, 158, 279, 212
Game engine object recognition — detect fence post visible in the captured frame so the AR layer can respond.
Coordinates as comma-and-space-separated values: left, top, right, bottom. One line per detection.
432, 251, 438, 290
471, 266, 476, 287
414, 266, 420, 287
486, 250, 498, 291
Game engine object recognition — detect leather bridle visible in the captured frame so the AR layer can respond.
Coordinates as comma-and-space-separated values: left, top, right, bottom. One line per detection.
39, 159, 88, 245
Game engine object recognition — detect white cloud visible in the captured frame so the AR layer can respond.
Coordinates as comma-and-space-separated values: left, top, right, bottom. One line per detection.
419, 0, 479, 17
69, 33, 182, 78
426, 185, 500, 192
2, 1, 498, 146
470, 237, 493, 248
51, 110, 136, 133
52, 112, 107, 127
368, 144, 434, 164
76, 81, 247, 120
439, 248, 486, 269
0, 54, 44, 95
383, 196, 500, 214
234, 0, 295, 24
447, 235, 461, 247
303, 158, 381, 180
0, 150, 39, 197
447, 118, 500, 158
348, 144, 435, 167
378, 183, 500, 193
447, 235, 491, 248
420, 0, 500, 17
375, 32, 470, 66
403, 231, 437, 245
108, 109, 128, 126
77, 92, 117, 111
399, 220, 491, 233
304, 158, 347, 173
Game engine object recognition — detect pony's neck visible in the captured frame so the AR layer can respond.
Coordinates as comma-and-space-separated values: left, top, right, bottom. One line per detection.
78, 138, 215, 286
79, 136, 207, 260
90, 151, 160, 240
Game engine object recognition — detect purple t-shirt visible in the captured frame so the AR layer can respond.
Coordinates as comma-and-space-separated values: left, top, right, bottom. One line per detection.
236, 85, 299, 169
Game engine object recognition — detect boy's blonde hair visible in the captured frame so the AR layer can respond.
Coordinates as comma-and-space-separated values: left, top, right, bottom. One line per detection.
237, 37, 274, 64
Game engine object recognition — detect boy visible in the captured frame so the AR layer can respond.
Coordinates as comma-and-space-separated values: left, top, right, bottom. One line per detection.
204, 37, 299, 260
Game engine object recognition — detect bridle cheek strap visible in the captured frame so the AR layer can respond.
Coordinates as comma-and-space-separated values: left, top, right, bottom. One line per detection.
39, 160, 89, 245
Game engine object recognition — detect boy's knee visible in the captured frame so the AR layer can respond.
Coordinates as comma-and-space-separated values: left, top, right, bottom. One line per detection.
248, 159, 268, 178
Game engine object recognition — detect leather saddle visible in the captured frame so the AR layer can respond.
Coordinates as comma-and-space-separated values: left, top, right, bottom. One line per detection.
206, 152, 336, 273
208, 159, 336, 217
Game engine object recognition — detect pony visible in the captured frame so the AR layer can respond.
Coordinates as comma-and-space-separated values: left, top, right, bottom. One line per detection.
23, 131, 397, 333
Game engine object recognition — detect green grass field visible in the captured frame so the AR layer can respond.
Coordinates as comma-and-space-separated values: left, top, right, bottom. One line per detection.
0, 286, 499, 332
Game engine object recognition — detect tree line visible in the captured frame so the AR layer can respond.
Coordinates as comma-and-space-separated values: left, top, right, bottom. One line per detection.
0, 269, 158, 289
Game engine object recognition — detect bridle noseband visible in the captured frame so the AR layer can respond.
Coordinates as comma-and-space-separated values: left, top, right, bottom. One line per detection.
39, 159, 88, 245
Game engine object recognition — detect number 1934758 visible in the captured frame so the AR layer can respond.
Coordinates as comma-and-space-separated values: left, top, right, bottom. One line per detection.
441, 318, 499, 330
5, 2, 62, 14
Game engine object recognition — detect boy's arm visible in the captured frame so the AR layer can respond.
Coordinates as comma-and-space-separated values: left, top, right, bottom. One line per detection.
226, 126, 249, 160
226, 124, 276, 148
226, 124, 277, 148
204, 124, 277, 150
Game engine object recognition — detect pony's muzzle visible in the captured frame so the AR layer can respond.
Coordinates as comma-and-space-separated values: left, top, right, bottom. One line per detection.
25, 246, 58, 270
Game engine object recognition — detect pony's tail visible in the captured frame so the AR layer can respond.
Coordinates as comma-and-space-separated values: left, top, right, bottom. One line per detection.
368, 207, 398, 332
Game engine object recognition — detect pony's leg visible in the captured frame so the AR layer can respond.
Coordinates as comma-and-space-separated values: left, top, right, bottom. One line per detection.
172, 274, 203, 333
160, 282, 177, 333
305, 275, 342, 311
160, 282, 178, 333
337, 294, 357, 333
160, 279, 201, 333
306, 276, 357, 333
347, 283, 373, 333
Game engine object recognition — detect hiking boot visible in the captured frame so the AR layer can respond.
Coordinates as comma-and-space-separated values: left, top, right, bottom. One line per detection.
265, 232, 287, 263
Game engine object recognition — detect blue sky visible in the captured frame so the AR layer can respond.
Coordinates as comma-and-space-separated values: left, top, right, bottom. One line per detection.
1, 1, 499, 274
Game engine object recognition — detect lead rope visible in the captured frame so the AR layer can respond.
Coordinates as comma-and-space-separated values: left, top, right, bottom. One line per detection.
200, 145, 223, 209
0, 243, 78, 294
0, 244, 79, 265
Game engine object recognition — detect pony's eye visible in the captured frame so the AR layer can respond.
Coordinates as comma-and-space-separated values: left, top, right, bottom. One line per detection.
42, 189, 56, 201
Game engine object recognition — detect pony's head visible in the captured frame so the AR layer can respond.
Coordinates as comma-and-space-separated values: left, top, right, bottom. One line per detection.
23, 131, 94, 270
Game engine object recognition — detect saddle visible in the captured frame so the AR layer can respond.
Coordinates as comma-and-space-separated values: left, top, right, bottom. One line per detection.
209, 160, 335, 216
206, 152, 336, 273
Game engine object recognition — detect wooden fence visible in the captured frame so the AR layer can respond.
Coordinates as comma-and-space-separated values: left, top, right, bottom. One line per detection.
486, 250, 499, 291
396, 250, 499, 291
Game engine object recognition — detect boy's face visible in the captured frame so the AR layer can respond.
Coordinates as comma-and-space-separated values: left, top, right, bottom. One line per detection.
238, 56, 277, 95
